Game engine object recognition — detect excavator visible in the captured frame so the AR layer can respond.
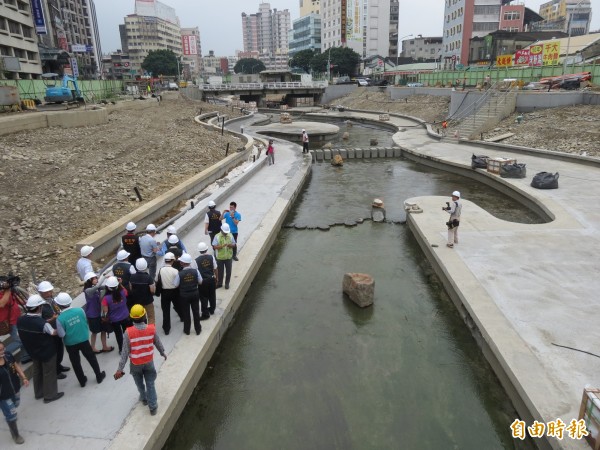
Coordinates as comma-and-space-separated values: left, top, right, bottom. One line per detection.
42, 73, 85, 107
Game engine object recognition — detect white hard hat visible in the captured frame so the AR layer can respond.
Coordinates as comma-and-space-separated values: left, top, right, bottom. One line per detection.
302, 129, 306, 132
26, 294, 45, 309
168, 235, 179, 245
221, 223, 230, 234
55, 292, 73, 307
105, 276, 119, 288
166, 225, 177, 234
452, 191, 461, 198
146, 224, 157, 232
126, 222, 137, 231
117, 249, 130, 261
84, 272, 97, 282
37, 281, 54, 293
208, 200, 216, 208
179, 253, 193, 264
80, 245, 94, 257
197, 242, 209, 252
135, 258, 148, 271
164, 252, 175, 261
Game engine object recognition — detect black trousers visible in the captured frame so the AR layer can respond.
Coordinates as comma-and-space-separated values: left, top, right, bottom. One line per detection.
161, 288, 180, 333
180, 292, 201, 334
208, 231, 217, 249
66, 341, 102, 385
111, 318, 131, 353
232, 233, 238, 258
54, 335, 64, 373
199, 277, 216, 314
216, 259, 232, 287
303, 142, 309, 153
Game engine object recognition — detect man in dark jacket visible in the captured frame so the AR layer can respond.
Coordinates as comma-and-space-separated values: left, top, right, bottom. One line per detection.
17, 295, 64, 403
204, 201, 222, 248
121, 222, 142, 265
175, 254, 202, 336
129, 259, 156, 324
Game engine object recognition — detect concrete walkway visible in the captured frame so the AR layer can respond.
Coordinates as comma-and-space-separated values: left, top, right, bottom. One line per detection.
3, 107, 598, 450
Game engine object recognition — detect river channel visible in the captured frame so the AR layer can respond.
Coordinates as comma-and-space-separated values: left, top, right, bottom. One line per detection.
165, 149, 539, 449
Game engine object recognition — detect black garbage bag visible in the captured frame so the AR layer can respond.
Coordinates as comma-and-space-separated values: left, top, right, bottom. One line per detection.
471, 154, 489, 169
500, 163, 527, 179
531, 171, 559, 189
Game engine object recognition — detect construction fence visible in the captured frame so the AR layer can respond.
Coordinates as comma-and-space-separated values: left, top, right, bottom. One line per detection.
0, 79, 125, 103
416, 63, 600, 87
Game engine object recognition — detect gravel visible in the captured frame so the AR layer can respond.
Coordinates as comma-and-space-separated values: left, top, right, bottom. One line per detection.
0, 95, 242, 294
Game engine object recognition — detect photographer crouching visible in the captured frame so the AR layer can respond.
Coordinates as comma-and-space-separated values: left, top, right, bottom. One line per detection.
0, 274, 30, 364
443, 191, 462, 248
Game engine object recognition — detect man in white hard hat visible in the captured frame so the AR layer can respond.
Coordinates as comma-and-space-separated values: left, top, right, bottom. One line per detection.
301, 129, 309, 154
139, 224, 160, 280
155, 252, 181, 335
128, 258, 156, 324
443, 191, 462, 248
17, 295, 64, 403
204, 200, 222, 247
112, 249, 137, 287
196, 242, 218, 316
212, 223, 236, 289
157, 225, 187, 257
55, 293, 106, 387
76, 246, 95, 281
174, 253, 203, 335
121, 222, 142, 265
38, 281, 69, 378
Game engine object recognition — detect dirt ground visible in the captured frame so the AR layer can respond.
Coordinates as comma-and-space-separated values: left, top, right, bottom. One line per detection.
0, 95, 242, 294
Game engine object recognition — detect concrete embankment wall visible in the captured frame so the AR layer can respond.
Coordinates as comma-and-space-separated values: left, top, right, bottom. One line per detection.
321, 84, 358, 104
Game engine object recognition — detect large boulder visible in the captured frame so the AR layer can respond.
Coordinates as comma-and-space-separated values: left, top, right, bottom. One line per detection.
331, 154, 343, 166
343, 273, 375, 307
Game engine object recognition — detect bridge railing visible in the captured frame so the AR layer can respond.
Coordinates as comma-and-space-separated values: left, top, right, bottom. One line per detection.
200, 82, 327, 91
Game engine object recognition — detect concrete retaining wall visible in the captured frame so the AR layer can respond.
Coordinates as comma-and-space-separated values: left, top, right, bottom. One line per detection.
0, 106, 109, 136
390, 87, 452, 100
321, 84, 357, 104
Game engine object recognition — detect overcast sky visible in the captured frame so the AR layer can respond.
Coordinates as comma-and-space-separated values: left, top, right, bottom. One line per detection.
95, 0, 600, 55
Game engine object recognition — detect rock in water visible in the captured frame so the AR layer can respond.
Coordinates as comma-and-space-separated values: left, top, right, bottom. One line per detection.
371, 209, 386, 222
331, 154, 343, 166
342, 132, 350, 140
370, 138, 378, 146
343, 273, 374, 307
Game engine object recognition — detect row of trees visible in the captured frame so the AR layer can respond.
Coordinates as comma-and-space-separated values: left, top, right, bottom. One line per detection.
140, 48, 362, 77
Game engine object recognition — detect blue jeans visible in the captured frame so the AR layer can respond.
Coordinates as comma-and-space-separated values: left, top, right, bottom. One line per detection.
0, 392, 20, 423
130, 361, 157, 410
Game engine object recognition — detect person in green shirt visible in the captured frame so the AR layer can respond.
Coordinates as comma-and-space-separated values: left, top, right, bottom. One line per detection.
55, 293, 106, 387
212, 223, 236, 289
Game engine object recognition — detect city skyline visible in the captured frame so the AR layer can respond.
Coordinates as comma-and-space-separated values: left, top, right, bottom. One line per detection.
94, 0, 600, 56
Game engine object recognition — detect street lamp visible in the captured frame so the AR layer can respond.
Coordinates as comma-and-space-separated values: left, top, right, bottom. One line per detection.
563, 0, 586, 75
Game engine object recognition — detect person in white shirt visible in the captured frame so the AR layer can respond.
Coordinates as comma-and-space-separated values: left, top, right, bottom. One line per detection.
76, 246, 94, 281
155, 253, 181, 335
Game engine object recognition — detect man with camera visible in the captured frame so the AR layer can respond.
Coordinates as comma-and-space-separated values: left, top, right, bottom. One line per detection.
0, 275, 28, 363
443, 191, 462, 248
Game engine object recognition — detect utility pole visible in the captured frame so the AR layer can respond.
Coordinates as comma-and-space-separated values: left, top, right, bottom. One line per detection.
327, 46, 332, 83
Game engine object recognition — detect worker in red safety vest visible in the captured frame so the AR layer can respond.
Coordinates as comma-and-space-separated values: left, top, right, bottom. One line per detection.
114, 304, 166, 416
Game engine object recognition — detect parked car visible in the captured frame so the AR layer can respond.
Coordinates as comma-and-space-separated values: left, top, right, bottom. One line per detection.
372, 79, 389, 87
335, 76, 354, 85
168, 82, 179, 91
357, 78, 370, 86
407, 82, 424, 87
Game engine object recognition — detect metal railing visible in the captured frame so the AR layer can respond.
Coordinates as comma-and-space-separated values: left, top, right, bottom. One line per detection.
200, 82, 326, 91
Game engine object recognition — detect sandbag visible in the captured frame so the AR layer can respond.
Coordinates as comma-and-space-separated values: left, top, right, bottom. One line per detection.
531, 171, 559, 189
500, 163, 527, 179
471, 154, 489, 169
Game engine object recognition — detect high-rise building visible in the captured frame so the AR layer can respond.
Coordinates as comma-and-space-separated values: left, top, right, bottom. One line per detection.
535, 0, 592, 36
300, 0, 320, 16
0, 0, 42, 79
181, 27, 202, 79
389, 0, 399, 58
241, 3, 290, 69
120, 0, 182, 76
321, 0, 392, 58
289, 13, 322, 57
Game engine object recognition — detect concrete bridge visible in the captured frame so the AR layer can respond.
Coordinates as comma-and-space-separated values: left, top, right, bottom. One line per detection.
192, 82, 327, 106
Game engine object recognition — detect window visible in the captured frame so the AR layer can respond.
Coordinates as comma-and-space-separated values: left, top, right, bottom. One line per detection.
8, 20, 21, 35
22, 25, 32, 38
503, 11, 521, 21
474, 5, 500, 15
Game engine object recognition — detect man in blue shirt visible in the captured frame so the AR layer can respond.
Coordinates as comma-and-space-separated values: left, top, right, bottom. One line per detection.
221, 202, 241, 261
139, 224, 160, 280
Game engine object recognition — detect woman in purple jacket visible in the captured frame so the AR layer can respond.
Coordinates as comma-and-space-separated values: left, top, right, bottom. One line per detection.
83, 272, 114, 354
101, 277, 131, 353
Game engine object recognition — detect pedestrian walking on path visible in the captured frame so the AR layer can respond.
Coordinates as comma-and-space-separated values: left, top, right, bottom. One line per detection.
76, 246, 95, 281
55, 292, 106, 387
157, 225, 187, 256
196, 243, 218, 317
212, 223, 236, 290
17, 295, 63, 404
140, 224, 160, 280
101, 277, 131, 353
114, 304, 167, 416
176, 254, 203, 335
128, 259, 156, 324
443, 190, 462, 248
156, 253, 180, 335
204, 201, 222, 248
221, 202, 241, 261
301, 129, 309, 154
82, 272, 113, 354
0, 280, 28, 363
266, 139, 275, 165
121, 222, 142, 265
0, 341, 28, 444
37, 281, 69, 378
112, 250, 136, 288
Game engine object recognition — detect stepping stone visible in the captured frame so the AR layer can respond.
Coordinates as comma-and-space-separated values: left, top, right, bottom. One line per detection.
344, 220, 357, 227
294, 224, 307, 230
317, 225, 331, 231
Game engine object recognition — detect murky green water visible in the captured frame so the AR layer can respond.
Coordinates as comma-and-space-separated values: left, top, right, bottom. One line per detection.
165, 160, 538, 450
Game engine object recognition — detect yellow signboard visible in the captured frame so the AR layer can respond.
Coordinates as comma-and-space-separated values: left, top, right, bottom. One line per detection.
542, 41, 561, 66
496, 54, 513, 67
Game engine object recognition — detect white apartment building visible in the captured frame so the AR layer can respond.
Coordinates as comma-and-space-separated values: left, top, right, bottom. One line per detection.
300, 0, 320, 16
321, 0, 392, 58
119, 0, 181, 76
0, 0, 42, 79
241, 3, 290, 63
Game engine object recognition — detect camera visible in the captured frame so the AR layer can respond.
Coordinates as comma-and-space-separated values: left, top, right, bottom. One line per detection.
442, 201, 451, 211
0, 272, 20, 291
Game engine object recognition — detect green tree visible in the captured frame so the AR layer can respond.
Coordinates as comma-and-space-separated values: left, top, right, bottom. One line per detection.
141, 49, 178, 77
234, 58, 266, 74
310, 47, 361, 77
290, 49, 316, 73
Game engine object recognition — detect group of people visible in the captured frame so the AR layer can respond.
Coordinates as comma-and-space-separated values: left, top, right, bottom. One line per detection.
0, 199, 243, 444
